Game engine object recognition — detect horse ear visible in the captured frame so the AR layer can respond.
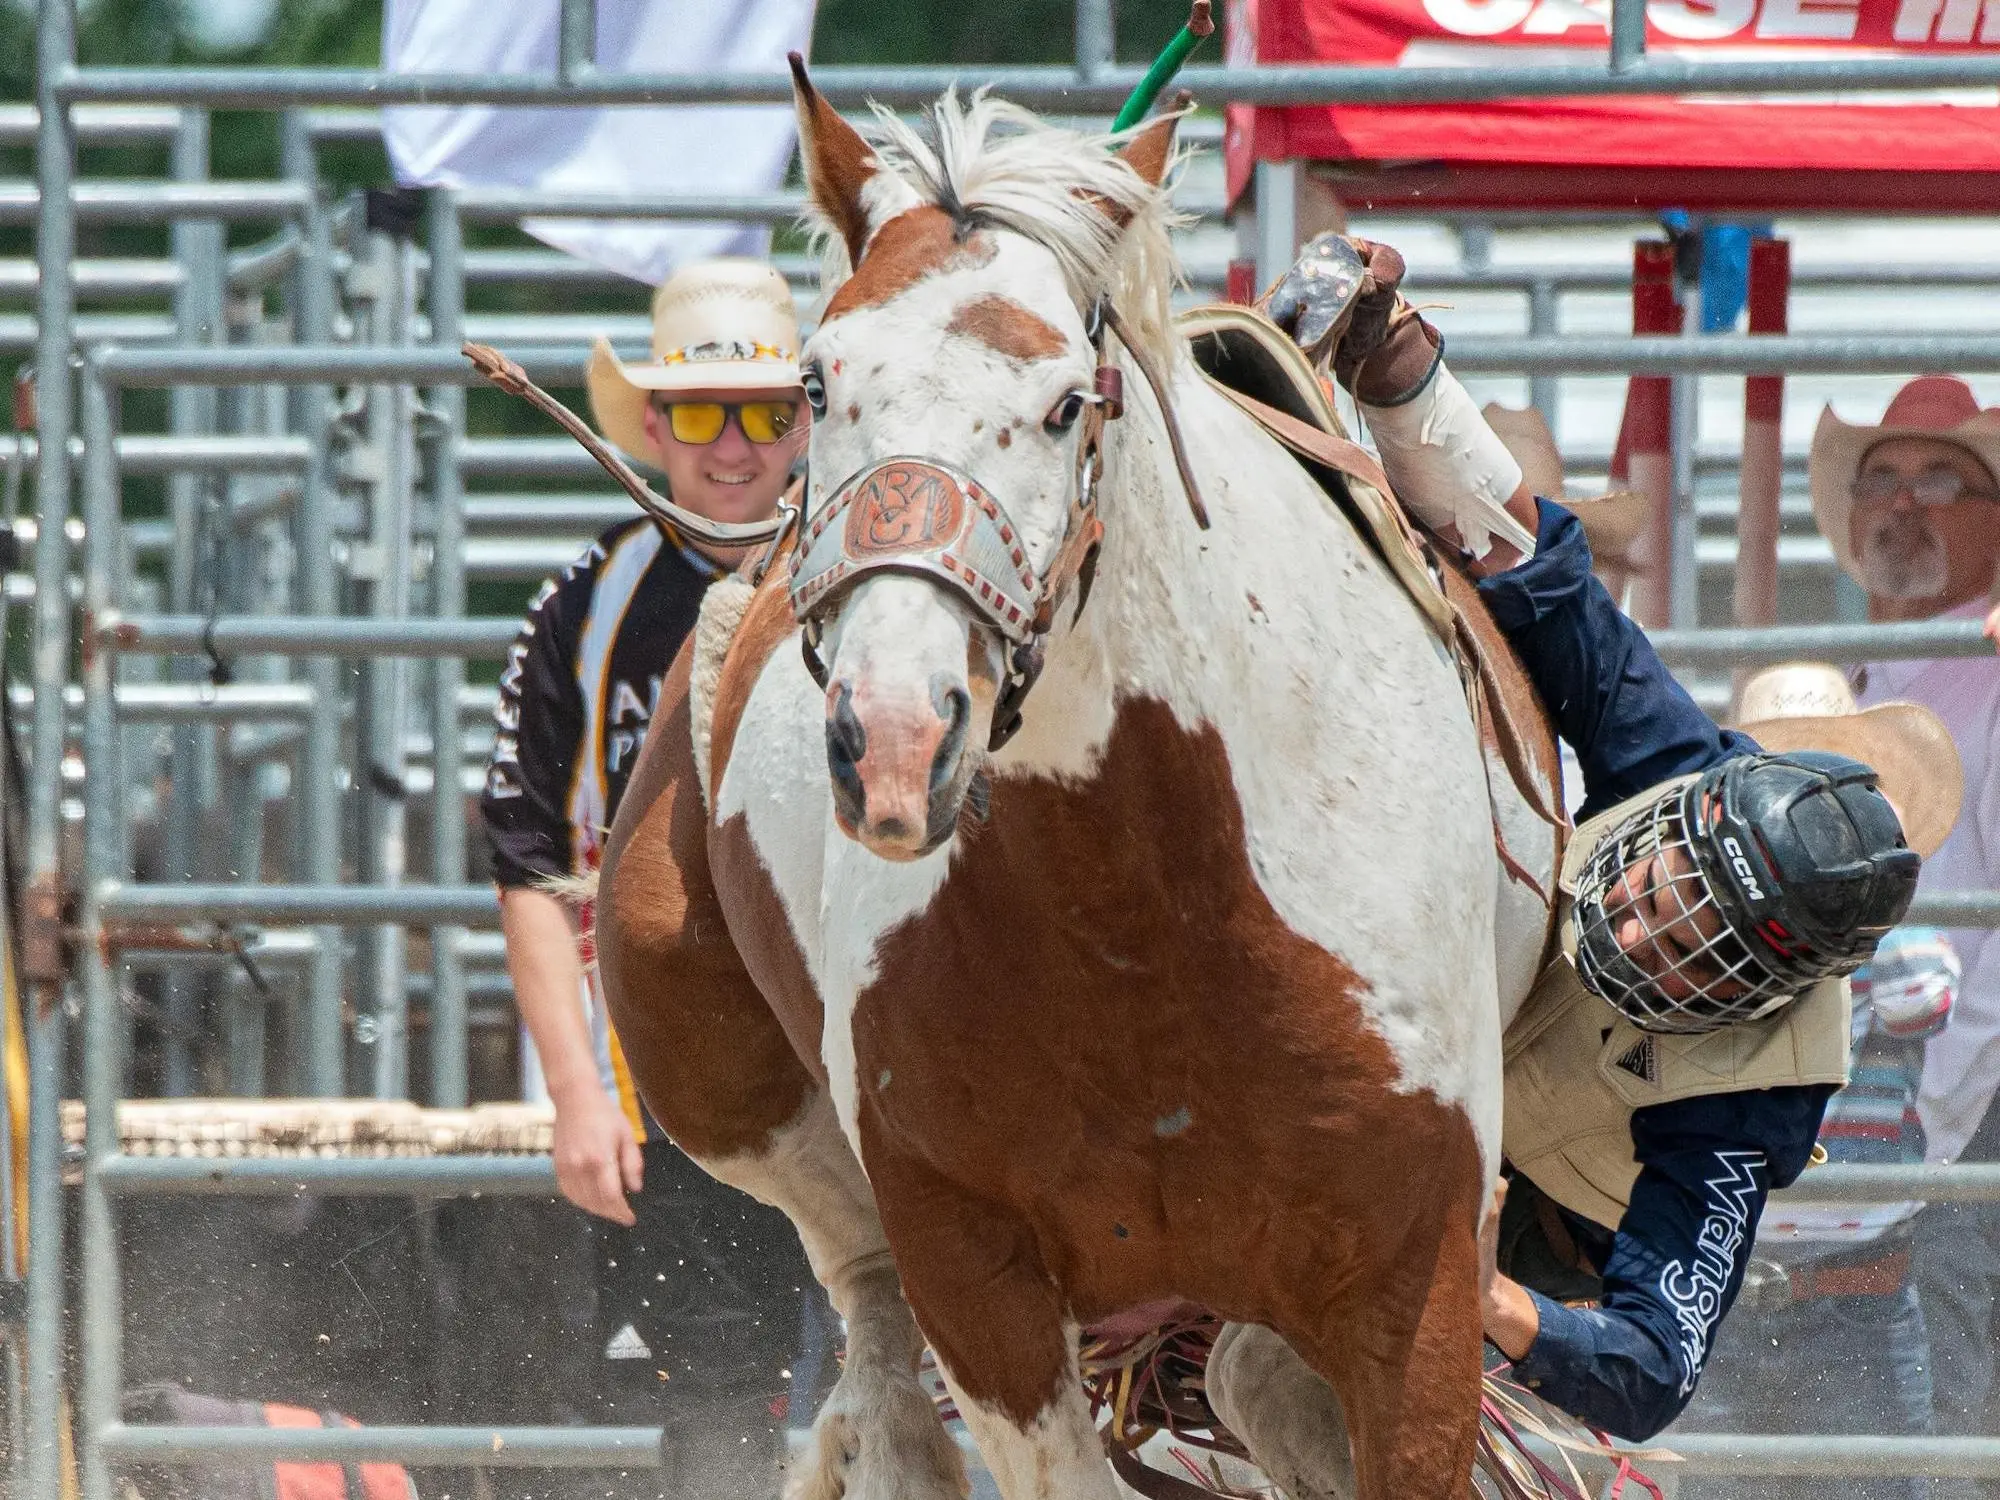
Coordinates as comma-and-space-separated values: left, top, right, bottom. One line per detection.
790, 53, 876, 266
1118, 105, 1184, 192
1092, 101, 1185, 230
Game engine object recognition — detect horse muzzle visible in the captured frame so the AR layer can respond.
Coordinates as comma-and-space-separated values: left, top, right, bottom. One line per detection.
823, 662, 979, 860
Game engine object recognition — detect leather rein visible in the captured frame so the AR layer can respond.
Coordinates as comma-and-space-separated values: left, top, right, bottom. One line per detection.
786, 297, 1210, 751
460, 342, 794, 554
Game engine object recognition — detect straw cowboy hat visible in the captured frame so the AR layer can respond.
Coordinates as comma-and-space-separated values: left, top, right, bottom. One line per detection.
1808, 375, 2000, 585
1735, 661, 1962, 857
586, 258, 804, 466
1481, 403, 1648, 560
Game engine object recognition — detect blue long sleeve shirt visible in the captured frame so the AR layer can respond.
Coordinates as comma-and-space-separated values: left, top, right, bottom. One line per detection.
1475, 500, 1759, 822
1508, 1087, 1834, 1439
1475, 499, 1836, 1440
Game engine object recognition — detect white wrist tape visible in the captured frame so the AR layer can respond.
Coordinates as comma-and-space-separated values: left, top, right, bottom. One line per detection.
1361, 364, 1537, 560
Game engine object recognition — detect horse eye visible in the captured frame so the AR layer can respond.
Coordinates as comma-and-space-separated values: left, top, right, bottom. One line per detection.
802, 364, 828, 418
1043, 391, 1087, 436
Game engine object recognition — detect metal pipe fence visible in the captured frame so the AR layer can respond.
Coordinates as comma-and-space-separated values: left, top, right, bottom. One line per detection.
26, 4, 79, 1495
24, 0, 2000, 1491
53, 51, 2000, 107
96, 1424, 667, 1466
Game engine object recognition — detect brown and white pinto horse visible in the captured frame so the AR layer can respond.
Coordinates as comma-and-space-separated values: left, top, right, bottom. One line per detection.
596, 66, 1559, 1500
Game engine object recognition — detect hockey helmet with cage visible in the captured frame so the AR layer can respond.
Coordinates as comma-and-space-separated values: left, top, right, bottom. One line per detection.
1571, 751, 1919, 1035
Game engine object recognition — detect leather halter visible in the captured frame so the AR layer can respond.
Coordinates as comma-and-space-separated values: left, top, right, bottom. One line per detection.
789, 298, 1203, 751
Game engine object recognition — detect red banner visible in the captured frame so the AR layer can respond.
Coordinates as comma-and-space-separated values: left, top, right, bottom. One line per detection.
1223, 0, 2000, 211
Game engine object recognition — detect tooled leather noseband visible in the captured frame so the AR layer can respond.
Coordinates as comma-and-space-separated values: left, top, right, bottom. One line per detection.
787, 298, 1206, 750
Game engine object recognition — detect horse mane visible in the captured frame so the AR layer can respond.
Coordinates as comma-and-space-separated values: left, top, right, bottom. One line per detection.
811, 90, 1188, 369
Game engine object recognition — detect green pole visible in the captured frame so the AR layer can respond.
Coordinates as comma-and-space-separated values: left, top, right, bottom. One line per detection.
1112, 0, 1215, 131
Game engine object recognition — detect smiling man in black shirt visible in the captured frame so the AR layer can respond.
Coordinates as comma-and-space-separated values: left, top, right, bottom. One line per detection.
480, 257, 814, 1495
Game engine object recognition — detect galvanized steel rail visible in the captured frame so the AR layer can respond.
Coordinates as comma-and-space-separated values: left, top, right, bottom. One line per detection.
97, 1423, 666, 1467
52, 53, 2000, 107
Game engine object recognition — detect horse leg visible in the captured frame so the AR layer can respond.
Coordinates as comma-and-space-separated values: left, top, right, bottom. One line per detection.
602, 958, 965, 1500
711, 1092, 969, 1500
1287, 1186, 1485, 1500
598, 645, 964, 1500
1206, 1323, 1355, 1500
862, 1139, 1122, 1500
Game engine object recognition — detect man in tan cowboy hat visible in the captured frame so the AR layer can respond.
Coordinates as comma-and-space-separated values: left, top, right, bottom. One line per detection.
480, 257, 813, 1497
1812, 376, 2000, 630
1812, 375, 2000, 1453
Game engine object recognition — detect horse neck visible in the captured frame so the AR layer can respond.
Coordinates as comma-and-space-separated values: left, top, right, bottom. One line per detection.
997, 349, 1376, 777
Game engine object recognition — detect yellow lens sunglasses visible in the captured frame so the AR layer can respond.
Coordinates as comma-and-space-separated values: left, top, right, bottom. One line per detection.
654, 398, 800, 447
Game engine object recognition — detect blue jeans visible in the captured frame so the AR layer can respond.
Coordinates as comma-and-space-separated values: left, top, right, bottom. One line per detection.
1676, 1280, 1947, 1500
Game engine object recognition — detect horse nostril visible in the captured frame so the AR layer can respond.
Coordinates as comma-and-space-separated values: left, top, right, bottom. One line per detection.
928, 677, 971, 795
826, 682, 867, 822
829, 682, 867, 765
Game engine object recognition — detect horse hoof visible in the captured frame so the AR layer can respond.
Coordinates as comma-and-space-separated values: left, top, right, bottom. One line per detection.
784, 1411, 859, 1500
785, 1381, 968, 1500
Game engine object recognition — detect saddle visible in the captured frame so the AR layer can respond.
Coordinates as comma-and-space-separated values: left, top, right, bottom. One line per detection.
1181, 306, 1457, 644
1180, 305, 1568, 895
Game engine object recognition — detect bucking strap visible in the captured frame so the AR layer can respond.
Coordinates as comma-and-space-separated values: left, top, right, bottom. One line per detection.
1103, 1436, 1238, 1500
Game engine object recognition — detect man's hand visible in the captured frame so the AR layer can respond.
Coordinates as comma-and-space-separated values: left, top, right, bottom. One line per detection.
1984, 601, 2000, 647
552, 1082, 644, 1226
501, 886, 647, 1225
1265, 232, 1373, 359
1480, 1180, 1541, 1361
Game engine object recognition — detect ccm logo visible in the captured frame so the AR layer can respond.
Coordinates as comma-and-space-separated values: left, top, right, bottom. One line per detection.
1722, 837, 1765, 901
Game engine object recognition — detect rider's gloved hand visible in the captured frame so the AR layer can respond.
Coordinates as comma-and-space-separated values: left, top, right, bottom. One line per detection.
1264, 234, 1441, 406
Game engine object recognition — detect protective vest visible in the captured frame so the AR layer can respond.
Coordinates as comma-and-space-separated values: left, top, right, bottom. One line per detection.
1501, 779, 1851, 1230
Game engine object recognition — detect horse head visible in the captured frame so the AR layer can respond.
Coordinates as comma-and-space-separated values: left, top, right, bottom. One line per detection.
785, 58, 1182, 862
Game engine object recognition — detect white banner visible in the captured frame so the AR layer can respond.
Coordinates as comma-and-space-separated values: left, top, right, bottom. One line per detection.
382, 0, 816, 287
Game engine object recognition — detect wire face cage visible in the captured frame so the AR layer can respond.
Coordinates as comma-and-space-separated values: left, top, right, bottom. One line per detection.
1571, 779, 1798, 1036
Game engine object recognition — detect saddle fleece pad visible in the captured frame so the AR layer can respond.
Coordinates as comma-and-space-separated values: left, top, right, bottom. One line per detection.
692, 574, 757, 813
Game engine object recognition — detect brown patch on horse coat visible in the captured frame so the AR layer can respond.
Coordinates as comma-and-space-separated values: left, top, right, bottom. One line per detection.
823, 208, 998, 322
705, 570, 801, 810
945, 295, 1068, 364
846, 697, 1485, 1479
996, 428, 1011, 449
846, 402, 860, 424
596, 630, 816, 1159
790, 55, 876, 265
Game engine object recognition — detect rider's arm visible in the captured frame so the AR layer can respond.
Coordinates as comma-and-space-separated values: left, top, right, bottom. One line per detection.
1505, 1082, 1834, 1440
1477, 498, 1761, 821
1268, 240, 1755, 811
